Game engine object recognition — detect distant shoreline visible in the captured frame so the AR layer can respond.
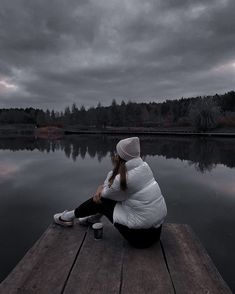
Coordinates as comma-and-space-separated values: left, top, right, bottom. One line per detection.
64, 129, 235, 137
0, 124, 235, 138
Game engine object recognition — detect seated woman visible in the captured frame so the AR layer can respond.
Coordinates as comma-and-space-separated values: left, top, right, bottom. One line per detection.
54, 137, 167, 248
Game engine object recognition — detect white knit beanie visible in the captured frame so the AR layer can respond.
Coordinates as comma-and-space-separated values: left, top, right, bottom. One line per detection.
116, 137, 140, 161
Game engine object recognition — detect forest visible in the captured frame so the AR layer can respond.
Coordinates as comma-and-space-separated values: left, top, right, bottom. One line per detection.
0, 91, 235, 132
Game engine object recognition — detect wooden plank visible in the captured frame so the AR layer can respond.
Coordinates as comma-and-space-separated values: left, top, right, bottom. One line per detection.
161, 223, 232, 294
0, 222, 88, 294
64, 217, 124, 294
121, 241, 174, 294
2, 221, 231, 294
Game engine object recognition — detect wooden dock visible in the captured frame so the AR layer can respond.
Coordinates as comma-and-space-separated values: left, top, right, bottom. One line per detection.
0, 219, 232, 294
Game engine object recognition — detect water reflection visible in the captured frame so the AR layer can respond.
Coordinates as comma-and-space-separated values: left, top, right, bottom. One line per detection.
0, 135, 235, 172
0, 163, 18, 182
0, 135, 235, 291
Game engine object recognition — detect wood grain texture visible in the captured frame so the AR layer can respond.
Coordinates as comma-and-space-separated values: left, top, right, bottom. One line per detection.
161, 223, 233, 294
63, 217, 124, 294
121, 241, 174, 294
0, 222, 88, 294
1, 222, 232, 294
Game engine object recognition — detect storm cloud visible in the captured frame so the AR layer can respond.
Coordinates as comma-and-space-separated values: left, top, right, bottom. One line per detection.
0, 0, 235, 110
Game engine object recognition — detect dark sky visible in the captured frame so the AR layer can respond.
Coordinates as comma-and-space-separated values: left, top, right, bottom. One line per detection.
0, 0, 235, 111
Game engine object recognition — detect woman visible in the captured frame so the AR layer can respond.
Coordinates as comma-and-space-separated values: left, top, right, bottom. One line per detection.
54, 137, 167, 248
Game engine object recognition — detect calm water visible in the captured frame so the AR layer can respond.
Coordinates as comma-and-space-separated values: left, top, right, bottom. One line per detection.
0, 135, 235, 291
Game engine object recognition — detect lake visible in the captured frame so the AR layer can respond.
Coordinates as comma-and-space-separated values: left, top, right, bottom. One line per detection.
0, 134, 235, 291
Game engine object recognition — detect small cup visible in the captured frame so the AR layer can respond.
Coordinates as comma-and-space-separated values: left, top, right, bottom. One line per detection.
92, 222, 103, 240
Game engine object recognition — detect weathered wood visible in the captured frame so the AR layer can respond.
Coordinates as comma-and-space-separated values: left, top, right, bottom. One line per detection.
0, 222, 88, 294
0, 222, 232, 294
161, 223, 232, 294
121, 241, 174, 294
63, 218, 124, 294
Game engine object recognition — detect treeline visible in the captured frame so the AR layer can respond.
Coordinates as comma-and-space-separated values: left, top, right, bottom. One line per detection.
0, 91, 235, 131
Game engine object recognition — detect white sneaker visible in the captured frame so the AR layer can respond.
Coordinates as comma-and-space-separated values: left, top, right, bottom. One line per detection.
54, 210, 74, 227
78, 213, 102, 226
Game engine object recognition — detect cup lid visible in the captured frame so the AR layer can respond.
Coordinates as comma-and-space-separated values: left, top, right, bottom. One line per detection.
92, 222, 103, 229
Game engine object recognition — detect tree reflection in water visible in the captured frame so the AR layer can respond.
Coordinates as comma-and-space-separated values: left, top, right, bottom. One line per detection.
0, 135, 234, 173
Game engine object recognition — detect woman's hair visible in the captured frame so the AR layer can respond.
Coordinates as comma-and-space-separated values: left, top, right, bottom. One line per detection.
109, 153, 127, 191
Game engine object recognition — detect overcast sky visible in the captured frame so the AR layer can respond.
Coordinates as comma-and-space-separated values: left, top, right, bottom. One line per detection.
0, 0, 235, 111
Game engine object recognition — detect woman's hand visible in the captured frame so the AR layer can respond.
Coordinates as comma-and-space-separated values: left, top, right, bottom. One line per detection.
93, 185, 103, 203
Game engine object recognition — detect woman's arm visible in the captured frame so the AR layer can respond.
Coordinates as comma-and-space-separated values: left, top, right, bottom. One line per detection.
100, 174, 129, 201
93, 170, 129, 202
92, 170, 113, 203
93, 184, 103, 203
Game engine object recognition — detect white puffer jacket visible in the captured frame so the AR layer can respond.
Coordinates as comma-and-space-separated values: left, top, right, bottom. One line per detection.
101, 157, 167, 229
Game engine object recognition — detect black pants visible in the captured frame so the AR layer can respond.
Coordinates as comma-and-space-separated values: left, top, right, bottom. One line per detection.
74, 197, 162, 248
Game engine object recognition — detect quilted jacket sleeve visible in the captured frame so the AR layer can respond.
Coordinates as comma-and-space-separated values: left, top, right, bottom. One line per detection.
101, 172, 129, 201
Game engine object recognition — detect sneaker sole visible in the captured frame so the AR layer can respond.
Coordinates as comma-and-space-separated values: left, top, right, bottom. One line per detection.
78, 215, 102, 226
54, 215, 74, 227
